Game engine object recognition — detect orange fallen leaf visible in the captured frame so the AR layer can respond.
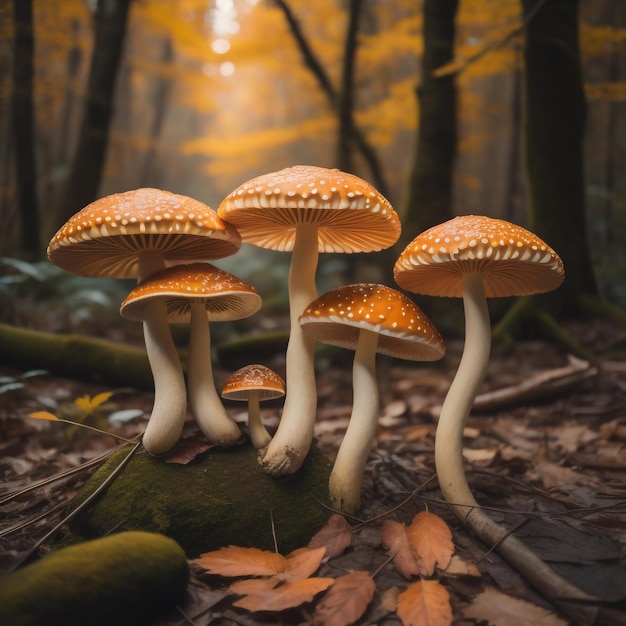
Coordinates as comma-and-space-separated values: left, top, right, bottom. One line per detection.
276, 546, 327, 582
229, 577, 278, 596
308, 514, 352, 560
380, 519, 421, 580
312, 571, 375, 626
442, 555, 481, 578
407, 511, 454, 576
192, 546, 287, 577
28, 411, 60, 421
74, 391, 113, 412
396, 579, 452, 626
233, 577, 335, 612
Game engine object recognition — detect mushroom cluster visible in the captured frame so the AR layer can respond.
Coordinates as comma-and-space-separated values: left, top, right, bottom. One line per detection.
46, 174, 565, 523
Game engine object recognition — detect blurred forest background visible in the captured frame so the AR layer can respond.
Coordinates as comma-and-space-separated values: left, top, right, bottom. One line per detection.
1, 0, 626, 315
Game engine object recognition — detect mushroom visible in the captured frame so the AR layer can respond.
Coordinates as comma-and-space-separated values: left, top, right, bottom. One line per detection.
218, 166, 401, 476
393, 215, 564, 521
47, 189, 241, 455
221, 364, 286, 449
299, 283, 444, 513
120, 263, 262, 451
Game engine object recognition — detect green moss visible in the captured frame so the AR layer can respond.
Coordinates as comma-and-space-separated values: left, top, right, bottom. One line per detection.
71, 443, 333, 556
0, 531, 188, 626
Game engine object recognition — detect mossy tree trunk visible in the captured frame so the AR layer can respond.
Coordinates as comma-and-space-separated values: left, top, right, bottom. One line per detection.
522, 0, 598, 312
400, 0, 459, 246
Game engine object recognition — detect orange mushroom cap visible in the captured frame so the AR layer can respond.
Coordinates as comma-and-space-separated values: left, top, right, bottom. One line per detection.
394, 215, 564, 298
299, 283, 445, 362
119, 262, 261, 322
221, 364, 286, 401
47, 188, 241, 278
217, 165, 401, 253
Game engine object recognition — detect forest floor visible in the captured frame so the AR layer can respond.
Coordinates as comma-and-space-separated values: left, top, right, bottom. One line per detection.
1, 307, 626, 625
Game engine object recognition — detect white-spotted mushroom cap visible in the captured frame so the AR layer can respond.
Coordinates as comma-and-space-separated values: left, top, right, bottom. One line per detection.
47, 188, 241, 278
120, 263, 262, 322
394, 215, 564, 298
221, 365, 286, 402
299, 283, 445, 362
217, 165, 401, 253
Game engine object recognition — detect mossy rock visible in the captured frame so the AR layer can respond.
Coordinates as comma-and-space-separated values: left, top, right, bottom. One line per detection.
71, 442, 333, 557
0, 531, 189, 626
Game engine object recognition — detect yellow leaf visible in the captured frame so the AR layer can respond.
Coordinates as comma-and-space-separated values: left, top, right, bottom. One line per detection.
27, 411, 59, 422
397, 579, 453, 626
192, 546, 288, 577
407, 512, 454, 576
74, 392, 114, 413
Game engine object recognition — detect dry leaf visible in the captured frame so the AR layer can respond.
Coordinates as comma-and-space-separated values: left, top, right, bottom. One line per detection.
233, 577, 334, 612
229, 577, 277, 596
397, 579, 453, 626
312, 571, 376, 626
308, 514, 352, 560
380, 519, 420, 579
192, 546, 287, 577
276, 546, 326, 582
464, 587, 568, 626
165, 437, 213, 465
442, 555, 481, 578
75, 391, 113, 412
407, 512, 454, 576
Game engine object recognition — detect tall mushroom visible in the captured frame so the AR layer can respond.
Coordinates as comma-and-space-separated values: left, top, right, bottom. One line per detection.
218, 165, 401, 476
299, 283, 444, 513
120, 263, 262, 452
221, 364, 286, 449
47, 189, 241, 455
392, 216, 591, 604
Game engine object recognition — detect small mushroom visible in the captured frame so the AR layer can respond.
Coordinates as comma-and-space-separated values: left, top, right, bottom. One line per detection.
221, 364, 286, 449
47, 189, 241, 456
299, 283, 444, 513
394, 215, 564, 521
219, 166, 401, 476
121, 263, 261, 453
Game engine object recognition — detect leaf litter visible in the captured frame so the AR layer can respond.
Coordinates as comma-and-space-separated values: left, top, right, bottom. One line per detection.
1, 317, 626, 624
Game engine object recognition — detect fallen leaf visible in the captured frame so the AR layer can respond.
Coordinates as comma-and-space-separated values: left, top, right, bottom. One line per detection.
312, 571, 375, 626
442, 555, 481, 577
464, 587, 568, 626
28, 411, 59, 421
192, 546, 288, 577
380, 519, 420, 579
396, 579, 452, 626
233, 577, 334, 612
308, 514, 352, 560
276, 546, 326, 582
229, 577, 278, 595
165, 437, 213, 465
407, 512, 454, 576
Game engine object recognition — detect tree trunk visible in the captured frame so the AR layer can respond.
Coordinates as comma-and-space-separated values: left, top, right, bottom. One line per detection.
62, 0, 131, 222
12, 0, 40, 259
141, 37, 173, 186
401, 0, 459, 245
336, 0, 363, 173
522, 0, 598, 307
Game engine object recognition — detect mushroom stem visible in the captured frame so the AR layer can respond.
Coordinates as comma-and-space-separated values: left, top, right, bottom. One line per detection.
247, 392, 272, 449
434, 272, 489, 512
187, 301, 241, 446
261, 225, 319, 475
329, 328, 379, 513
141, 300, 188, 455
435, 274, 593, 605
